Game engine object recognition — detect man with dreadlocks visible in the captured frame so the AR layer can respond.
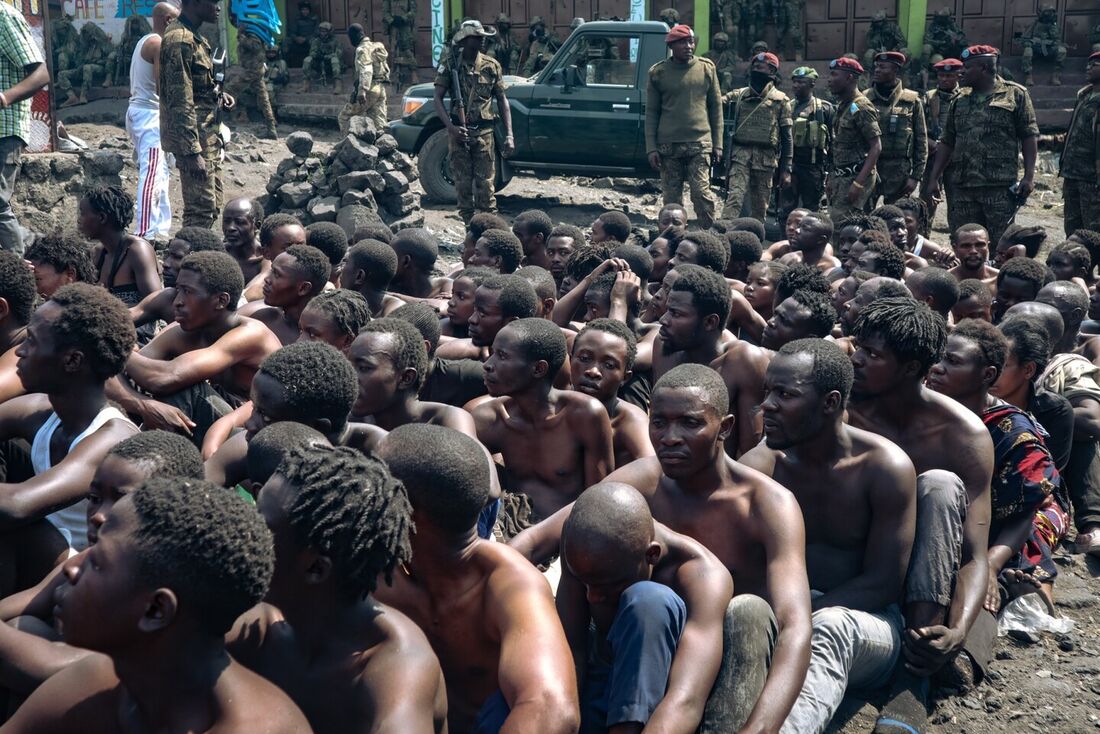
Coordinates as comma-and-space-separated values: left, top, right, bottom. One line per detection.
228, 444, 448, 734
77, 186, 162, 306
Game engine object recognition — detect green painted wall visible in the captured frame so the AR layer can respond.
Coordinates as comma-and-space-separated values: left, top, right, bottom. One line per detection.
695, 0, 709, 52
898, 0, 927, 59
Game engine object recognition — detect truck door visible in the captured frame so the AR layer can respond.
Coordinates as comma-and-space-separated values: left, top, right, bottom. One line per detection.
523, 31, 643, 168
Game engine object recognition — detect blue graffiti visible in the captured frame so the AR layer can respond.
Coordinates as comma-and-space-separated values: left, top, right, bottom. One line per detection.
115, 0, 158, 19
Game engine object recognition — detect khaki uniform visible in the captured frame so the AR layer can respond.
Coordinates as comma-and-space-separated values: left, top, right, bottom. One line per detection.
827, 92, 880, 221
160, 17, 224, 228
486, 32, 521, 76
722, 83, 792, 220
435, 51, 505, 223
227, 30, 277, 136
646, 56, 723, 228
305, 34, 342, 82
786, 94, 833, 214
940, 76, 1038, 245
1059, 86, 1100, 234
868, 82, 926, 205
339, 37, 390, 135
703, 47, 738, 94
922, 84, 960, 221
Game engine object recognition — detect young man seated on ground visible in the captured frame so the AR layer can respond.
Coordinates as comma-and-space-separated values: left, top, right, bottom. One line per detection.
109, 252, 283, 447
0, 431, 203, 697
779, 212, 840, 273
243, 213, 307, 301
229, 443, 448, 734
223, 197, 270, 298
763, 209, 809, 260
337, 238, 405, 316
824, 213, 888, 282
1046, 240, 1093, 294
239, 244, 331, 344
297, 288, 372, 353
992, 256, 1051, 323
0, 253, 36, 404
952, 278, 994, 323
646, 226, 681, 296
558, 482, 733, 733
591, 211, 631, 245
739, 338, 918, 733
79, 186, 161, 307
906, 266, 959, 321
761, 290, 838, 351
376, 424, 581, 734
830, 270, 875, 330
948, 223, 1000, 286
657, 202, 687, 230
855, 236, 907, 280
469, 228, 524, 275
869, 205, 917, 265
510, 364, 813, 734
894, 197, 947, 264
724, 230, 763, 286
471, 318, 613, 524
513, 209, 554, 271
0, 284, 138, 596
388, 228, 452, 310
455, 213, 509, 272
545, 224, 586, 293
516, 265, 562, 320
305, 222, 349, 285
131, 226, 226, 327
552, 258, 641, 333
24, 232, 96, 299
442, 267, 496, 338
838, 276, 911, 341
742, 261, 787, 333
2, 479, 311, 733
435, 274, 539, 361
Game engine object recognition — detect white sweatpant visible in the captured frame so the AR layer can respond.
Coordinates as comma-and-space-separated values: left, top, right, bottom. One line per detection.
126, 106, 172, 240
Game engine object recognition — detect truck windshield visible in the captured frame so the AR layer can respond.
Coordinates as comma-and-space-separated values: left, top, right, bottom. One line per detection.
549, 34, 641, 88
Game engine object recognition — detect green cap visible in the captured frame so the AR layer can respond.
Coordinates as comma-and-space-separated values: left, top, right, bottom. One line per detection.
791, 66, 818, 79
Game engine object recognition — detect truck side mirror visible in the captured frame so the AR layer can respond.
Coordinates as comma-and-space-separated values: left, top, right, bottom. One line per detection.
548, 68, 565, 86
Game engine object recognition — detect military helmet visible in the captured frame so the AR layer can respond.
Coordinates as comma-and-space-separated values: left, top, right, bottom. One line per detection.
872, 10, 887, 22
751, 40, 768, 53
496, 13, 510, 25
659, 7, 680, 24
570, 17, 585, 29
712, 32, 729, 43
1039, 5, 1056, 17
530, 15, 546, 27
935, 7, 951, 17
318, 21, 332, 32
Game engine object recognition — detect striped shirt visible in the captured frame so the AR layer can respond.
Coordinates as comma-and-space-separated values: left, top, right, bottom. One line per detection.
0, 2, 44, 143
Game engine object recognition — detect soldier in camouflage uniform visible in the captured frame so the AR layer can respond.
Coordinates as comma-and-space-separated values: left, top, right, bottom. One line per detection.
227, 16, 277, 138
703, 32, 737, 93
57, 23, 114, 107
722, 51, 792, 220
264, 46, 289, 96
302, 21, 343, 92
712, 0, 744, 53
108, 15, 152, 88
384, 0, 417, 92
434, 20, 514, 223
658, 8, 680, 26
521, 16, 560, 76
921, 9, 967, 78
486, 14, 520, 76
1021, 5, 1067, 86
824, 56, 881, 221
867, 51, 927, 205
922, 45, 1038, 246
646, 24, 723, 228
51, 14, 79, 75
287, 0, 318, 67
1092, 22, 1100, 53
1059, 52, 1100, 234
745, 1, 771, 57
338, 23, 389, 136
774, 0, 805, 61
160, 0, 232, 228
783, 66, 833, 216
862, 11, 907, 78
922, 58, 962, 223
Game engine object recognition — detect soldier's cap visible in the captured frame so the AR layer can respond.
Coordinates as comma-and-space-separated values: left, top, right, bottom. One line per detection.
830, 56, 864, 75
495, 13, 510, 24
933, 58, 963, 72
665, 24, 695, 43
1090, 51, 1100, 63
571, 17, 585, 29
791, 66, 818, 80
530, 16, 546, 26
751, 40, 768, 51
872, 10, 887, 21
318, 21, 332, 31
453, 19, 496, 45
754, 52, 781, 70
934, 7, 951, 16
712, 32, 729, 42
961, 44, 999, 59
874, 50, 907, 66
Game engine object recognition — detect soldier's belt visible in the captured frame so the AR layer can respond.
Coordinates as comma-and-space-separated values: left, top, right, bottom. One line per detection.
833, 160, 866, 176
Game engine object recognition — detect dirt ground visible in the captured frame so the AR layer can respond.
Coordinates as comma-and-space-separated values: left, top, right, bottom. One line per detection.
60, 117, 1099, 733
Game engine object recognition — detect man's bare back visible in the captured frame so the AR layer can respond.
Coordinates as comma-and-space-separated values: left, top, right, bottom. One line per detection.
710, 342, 771, 456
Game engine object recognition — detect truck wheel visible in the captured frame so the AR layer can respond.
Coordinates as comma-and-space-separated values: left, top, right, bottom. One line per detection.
417, 130, 456, 204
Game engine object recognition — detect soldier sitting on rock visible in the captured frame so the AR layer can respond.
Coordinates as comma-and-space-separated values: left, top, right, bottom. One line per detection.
302, 21, 343, 92
921, 8, 967, 87
1021, 5, 1067, 86
862, 11, 907, 78
50, 14, 79, 75
57, 23, 115, 107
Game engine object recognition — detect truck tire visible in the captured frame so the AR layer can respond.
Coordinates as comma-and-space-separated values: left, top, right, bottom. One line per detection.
417, 128, 512, 204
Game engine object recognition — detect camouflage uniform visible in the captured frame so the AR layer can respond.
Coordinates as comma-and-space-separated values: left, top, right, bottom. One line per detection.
722, 81, 793, 220
1059, 85, 1100, 234
50, 15, 79, 73
160, 16, 224, 228
1021, 6, 1067, 85
775, 0, 805, 61
703, 34, 738, 93
1092, 23, 1100, 53
712, 0, 745, 49
922, 82, 961, 222
339, 35, 389, 135
486, 14, 520, 76
109, 15, 152, 87
228, 28, 277, 137
868, 80, 927, 204
939, 76, 1038, 245
646, 56, 723, 227
745, 1, 771, 56
384, 0, 417, 90
435, 50, 505, 222
264, 50, 289, 96
521, 17, 559, 76
788, 93, 833, 213
922, 10, 967, 71
827, 92, 880, 221
862, 13, 907, 75
57, 23, 113, 103
304, 23, 342, 86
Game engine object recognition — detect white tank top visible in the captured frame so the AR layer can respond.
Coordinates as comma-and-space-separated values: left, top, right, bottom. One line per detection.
31, 406, 135, 551
129, 33, 160, 110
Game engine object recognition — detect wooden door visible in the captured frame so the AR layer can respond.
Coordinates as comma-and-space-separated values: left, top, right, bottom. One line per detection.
804, 0, 897, 61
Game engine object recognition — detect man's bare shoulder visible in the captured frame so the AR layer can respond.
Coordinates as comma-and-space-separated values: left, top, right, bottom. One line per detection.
605, 456, 664, 494
2, 653, 119, 733
921, 388, 989, 440
342, 422, 389, 456
478, 539, 556, 605
844, 423, 917, 476
726, 458, 802, 520
557, 389, 607, 421
711, 340, 770, 378
616, 399, 649, 428
219, 659, 312, 733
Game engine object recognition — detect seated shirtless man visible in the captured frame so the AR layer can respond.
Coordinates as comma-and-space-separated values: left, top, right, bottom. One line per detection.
0, 251, 35, 405
471, 317, 613, 522
779, 212, 841, 272
130, 226, 226, 328
436, 274, 540, 361
243, 213, 306, 301
376, 423, 580, 734
229, 443, 447, 733
111, 251, 283, 446
239, 244, 331, 344
1, 479, 309, 733
388, 228, 453, 312
740, 338, 917, 732
336, 239, 406, 317
223, 197, 271, 301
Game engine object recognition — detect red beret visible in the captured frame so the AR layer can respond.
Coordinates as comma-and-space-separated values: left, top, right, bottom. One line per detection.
754, 51, 780, 70
1090, 51, 1100, 63
961, 44, 999, 59
933, 58, 963, 72
665, 24, 694, 43
874, 51, 907, 66
830, 57, 864, 75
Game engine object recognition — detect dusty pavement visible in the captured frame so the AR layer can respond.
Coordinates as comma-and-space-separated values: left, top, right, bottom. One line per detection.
52, 117, 1100, 733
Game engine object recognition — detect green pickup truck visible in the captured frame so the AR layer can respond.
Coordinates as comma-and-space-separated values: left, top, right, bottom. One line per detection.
387, 21, 674, 203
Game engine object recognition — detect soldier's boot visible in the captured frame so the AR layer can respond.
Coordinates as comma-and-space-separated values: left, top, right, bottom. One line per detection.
300, 77, 312, 93
1051, 70, 1062, 85
60, 92, 82, 108
1024, 72, 1035, 85
260, 125, 278, 139
333, 77, 343, 94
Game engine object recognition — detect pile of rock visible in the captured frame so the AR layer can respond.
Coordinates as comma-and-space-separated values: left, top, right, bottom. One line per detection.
261, 117, 423, 231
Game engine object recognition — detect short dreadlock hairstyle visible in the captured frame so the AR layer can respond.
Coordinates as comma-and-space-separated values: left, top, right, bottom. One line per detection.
306, 222, 349, 268
1049, 240, 1092, 277
653, 363, 730, 416
612, 244, 654, 282
108, 430, 204, 480
775, 263, 830, 303
347, 239, 398, 290
391, 302, 442, 356
852, 297, 947, 377
81, 185, 134, 231
996, 257, 1052, 298
726, 217, 766, 242
258, 213, 303, 249
127, 478, 273, 635
998, 317, 1053, 379
257, 342, 358, 434
596, 211, 632, 243
25, 232, 97, 286
778, 337, 854, 403
352, 221, 394, 245
576, 317, 638, 370
566, 243, 613, 282
477, 229, 523, 274
276, 444, 412, 600
858, 238, 906, 280
513, 209, 553, 240
359, 317, 429, 391
503, 317, 568, 375
952, 318, 1008, 379
789, 289, 838, 337
49, 283, 135, 380
247, 421, 329, 486
468, 213, 509, 243
677, 230, 729, 274
380, 423, 492, 533
515, 265, 558, 302
179, 251, 245, 310
893, 197, 929, 236
0, 250, 36, 324
283, 244, 332, 296
726, 231, 763, 266
303, 289, 372, 342
392, 228, 440, 272
481, 275, 539, 319
174, 226, 226, 253
670, 264, 732, 324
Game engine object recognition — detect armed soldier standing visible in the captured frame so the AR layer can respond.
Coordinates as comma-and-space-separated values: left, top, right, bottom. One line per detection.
722, 51, 792, 220
383, 0, 417, 92
862, 11, 906, 78
57, 23, 114, 107
922, 58, 962, 222
703, 32, 737, 93
302, 21, 342, 92
921, 9, 967, 78
1021, 5, 1067, 86
825, 56, 881, 220
339, 23, 389, 135
434, 20, 514, 223
867, 51, 926, 205
160, 0, 234, 228
1059, 52, 1100, 234
486, 14, 520, 75
228, 14, 277, 139
521, 16, 559, 76
784, 66, 833, 215
646, 24, 723, 228
922, 45, 1038, 245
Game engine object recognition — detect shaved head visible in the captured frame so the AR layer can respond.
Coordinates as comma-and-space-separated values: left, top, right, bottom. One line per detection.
1001, 301, 1064, 346
153, 2, 179, 33
563, 482, 655, 567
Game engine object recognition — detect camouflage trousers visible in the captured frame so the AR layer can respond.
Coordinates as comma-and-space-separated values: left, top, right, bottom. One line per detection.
305, 53, 342, 81
450, 127, 496, 224
781, 162, 826, 218
1063, 178, 1100, 235
775, 0, 804, 55
227, 70, 276, 133
1022, 42, 1067, 72
724, 160, 774, 221
659, 143, 718, 228
338, 85, 388, 136
826, 170, 878, 223
946, 184, 1016, 247
177, 132, 224, 229
57, 63, 106, 97
873, 159, 916, 206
